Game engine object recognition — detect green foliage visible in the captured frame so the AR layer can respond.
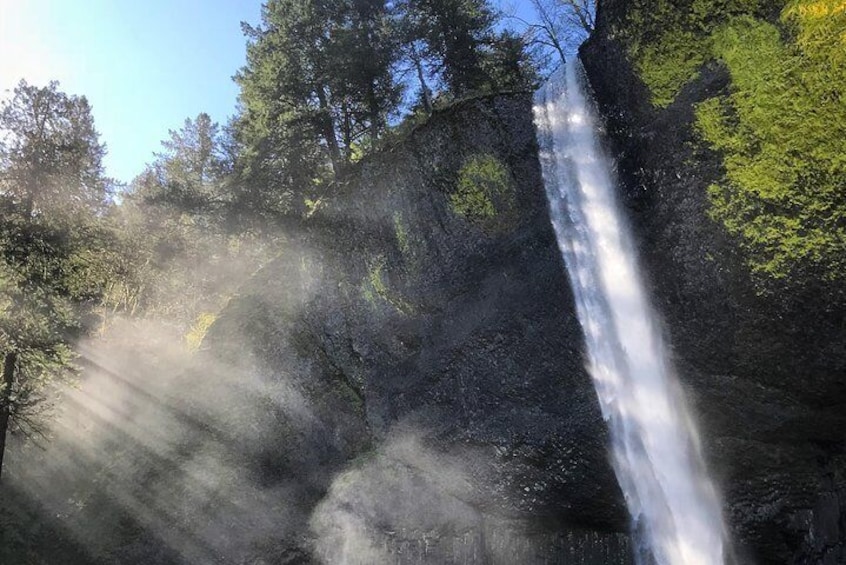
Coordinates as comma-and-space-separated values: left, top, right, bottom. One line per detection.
110, 189, 269, 332
449, 154, 515, 228
144, 113, 231, 214
0, 215, 91, 432
400, 1, 536, 96
633, 30, 709, 107
393, 212, 412, 257
99, 114, 276, 335
401, 0, 497, 95
304, 197, 326, 217
0, 81, 115, 441
481, 31, 540, 92
393, 211, 426, 276
234, 0, 403, 216
622, 0, 773, 107
185, 312, 218, 351
618, 0, 844, 281
694, 6, 846, 280
0, 80, 111, 217
361, 255, 414, 314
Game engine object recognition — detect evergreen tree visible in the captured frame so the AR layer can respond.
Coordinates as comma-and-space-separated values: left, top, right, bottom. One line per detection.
142, 112, 230, 215
0, 81, 113, 478
106, 113, 272, 330
399, 0, 497, 96
234, 0, 402, 220
0, 81, 110, 220
235, 0, 338, 218
327, 0, 403, 149
483, 30, 539, 91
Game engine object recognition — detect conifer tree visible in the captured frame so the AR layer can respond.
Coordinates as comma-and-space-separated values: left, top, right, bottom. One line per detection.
0, 81, 109, 220
234, 0, 402, 219
399, 0, 497, 95
0, 81, 112, 478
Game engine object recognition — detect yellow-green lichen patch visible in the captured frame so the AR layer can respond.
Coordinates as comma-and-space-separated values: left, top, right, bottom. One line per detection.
360, 255, 414, 314
185, 311, 217, 351
623, 0, 773, 107
449, 154, 516, 231
632, 30, 709, 108
619, 0, 844, 282
393, 212, 412, 258
693, 7, 846, 281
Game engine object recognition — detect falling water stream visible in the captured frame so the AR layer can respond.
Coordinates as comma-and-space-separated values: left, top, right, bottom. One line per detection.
533, 59, 726, 565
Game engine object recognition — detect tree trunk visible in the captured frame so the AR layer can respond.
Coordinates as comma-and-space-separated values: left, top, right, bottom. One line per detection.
0, 351, 17, 481
316, 86, 342, 175
341, 99, 352, 152
368, 84, 381, 150
412, 48, 433, 114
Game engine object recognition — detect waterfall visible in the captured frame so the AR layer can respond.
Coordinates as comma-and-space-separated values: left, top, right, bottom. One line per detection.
533, 59, 726, 565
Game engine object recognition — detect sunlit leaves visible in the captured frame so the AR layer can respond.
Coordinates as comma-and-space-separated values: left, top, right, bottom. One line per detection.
0, 81, 114, 438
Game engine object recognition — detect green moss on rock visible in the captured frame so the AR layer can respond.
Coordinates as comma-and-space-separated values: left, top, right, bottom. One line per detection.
621, 0, 845, 282
360, 255, 414, 314
449, 154, 516, 230
393, 212, 411, 258
695, 6, 846, 281
185, 311, 217, 351
623, 0, 773, 107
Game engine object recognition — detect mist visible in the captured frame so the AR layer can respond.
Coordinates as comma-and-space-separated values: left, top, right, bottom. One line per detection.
4, 235, 627, 564
7, 318, 304, 563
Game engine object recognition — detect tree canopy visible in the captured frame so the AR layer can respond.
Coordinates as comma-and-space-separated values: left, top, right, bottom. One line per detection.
0, 81, 110, 220
0, 81, 115, 477
233, 0, 535, 221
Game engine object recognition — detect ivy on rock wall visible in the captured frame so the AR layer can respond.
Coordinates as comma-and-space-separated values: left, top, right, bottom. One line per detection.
621, 0, 845, 283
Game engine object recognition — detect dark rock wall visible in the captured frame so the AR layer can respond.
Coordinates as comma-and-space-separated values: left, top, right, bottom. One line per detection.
582, 1, 846, 563
207, 10, 846, 559
208, 95, 632, 563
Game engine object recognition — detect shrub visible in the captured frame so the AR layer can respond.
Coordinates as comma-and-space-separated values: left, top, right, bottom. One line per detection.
185, 312, 217, 351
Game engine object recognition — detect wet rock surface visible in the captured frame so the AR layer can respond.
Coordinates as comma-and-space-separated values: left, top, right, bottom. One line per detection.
207, 11, 846, 558
208, 95, 632, 562
581, 1, 846, 562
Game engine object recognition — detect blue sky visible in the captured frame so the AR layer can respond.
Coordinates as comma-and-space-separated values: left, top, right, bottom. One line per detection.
0, 0, 264, 183
0, 0, 538, 184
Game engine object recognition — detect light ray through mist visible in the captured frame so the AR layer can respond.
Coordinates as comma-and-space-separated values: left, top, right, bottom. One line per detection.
5, 315, 318, 564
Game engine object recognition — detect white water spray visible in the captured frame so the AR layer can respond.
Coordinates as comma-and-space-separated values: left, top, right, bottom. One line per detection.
534, 60, 726, 565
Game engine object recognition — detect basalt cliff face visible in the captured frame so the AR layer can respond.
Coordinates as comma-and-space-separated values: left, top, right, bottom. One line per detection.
582, 1, 846, 563
205, 95, 632, 564
199, 8, 846, 562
